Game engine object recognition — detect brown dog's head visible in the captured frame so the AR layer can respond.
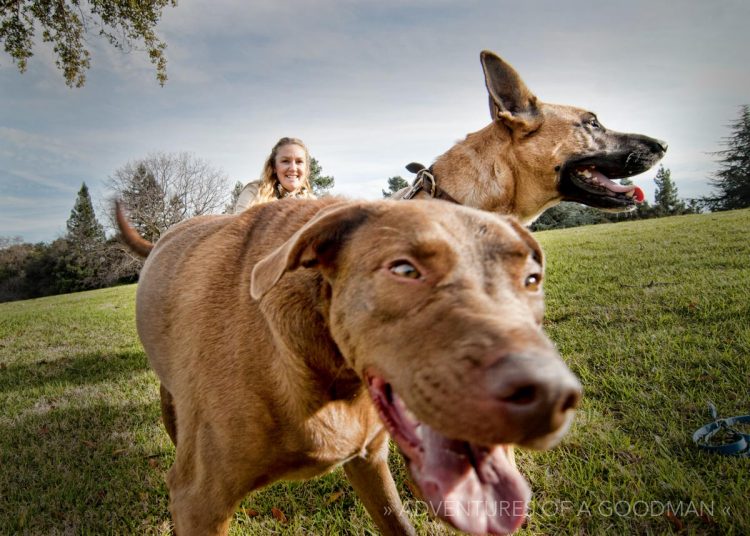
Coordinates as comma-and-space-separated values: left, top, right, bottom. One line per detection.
478, 51, 667, 220
252, 200, 581, 535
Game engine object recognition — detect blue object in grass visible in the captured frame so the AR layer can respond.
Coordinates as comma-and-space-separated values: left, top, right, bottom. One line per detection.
692, 403, 750, 457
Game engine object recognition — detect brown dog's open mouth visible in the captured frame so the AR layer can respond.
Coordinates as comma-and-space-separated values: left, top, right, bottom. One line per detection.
560, 156, 648, 211
366, 373, 531, 536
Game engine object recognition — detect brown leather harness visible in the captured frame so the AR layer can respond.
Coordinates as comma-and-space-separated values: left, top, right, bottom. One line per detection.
401, 163, 461, 204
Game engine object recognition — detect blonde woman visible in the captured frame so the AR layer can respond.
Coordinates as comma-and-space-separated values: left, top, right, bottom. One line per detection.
234, 137, 316, 212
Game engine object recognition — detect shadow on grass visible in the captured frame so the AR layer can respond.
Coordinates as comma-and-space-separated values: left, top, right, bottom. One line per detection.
0, 399, 174, 534
0, 398, 414, 535
0, 349, 149, 393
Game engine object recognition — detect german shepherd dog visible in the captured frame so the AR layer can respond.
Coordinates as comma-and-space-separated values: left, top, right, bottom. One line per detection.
399, 51, 667, 223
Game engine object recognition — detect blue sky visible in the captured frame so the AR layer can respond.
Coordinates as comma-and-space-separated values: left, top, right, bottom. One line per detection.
2, 0, 749, 243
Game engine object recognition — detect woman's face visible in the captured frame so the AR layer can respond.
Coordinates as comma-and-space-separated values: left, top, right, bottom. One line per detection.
274, 144, 307, 193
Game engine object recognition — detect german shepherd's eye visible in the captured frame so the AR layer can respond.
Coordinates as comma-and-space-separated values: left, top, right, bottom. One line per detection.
587, 116, 602, 129
524, 273, 542, 290
390, 261, 421, 279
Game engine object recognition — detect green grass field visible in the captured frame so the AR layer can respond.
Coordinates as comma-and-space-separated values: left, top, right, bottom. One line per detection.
1, 209, 748, 535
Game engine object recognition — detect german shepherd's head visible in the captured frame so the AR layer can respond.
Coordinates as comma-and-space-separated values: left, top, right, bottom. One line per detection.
429, 51, 667, 223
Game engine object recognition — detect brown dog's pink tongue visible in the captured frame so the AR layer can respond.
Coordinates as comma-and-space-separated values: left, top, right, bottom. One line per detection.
411, 425, 531, 536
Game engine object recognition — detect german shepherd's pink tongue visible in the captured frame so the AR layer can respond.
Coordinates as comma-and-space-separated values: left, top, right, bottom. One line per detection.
574, 166, 645, 203
367, 374, 530, 535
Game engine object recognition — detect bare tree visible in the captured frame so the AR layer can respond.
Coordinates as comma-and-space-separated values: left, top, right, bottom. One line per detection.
0, 236, 24, 249
107, 152, 230, 242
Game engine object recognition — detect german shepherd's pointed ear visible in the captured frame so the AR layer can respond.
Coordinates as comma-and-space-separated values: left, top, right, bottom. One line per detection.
251, 203, 373, 300
480, 51, 543, 134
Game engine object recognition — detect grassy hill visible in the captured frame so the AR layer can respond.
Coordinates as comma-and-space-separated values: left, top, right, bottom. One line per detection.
1, 209, 748, 535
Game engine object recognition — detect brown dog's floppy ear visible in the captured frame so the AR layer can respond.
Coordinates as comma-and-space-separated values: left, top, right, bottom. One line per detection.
480, 50, 543, 134
250, 203, 372, 300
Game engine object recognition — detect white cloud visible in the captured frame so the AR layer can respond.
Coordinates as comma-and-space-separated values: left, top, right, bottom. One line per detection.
0, 127, 88, 169
1, 168, 78, 193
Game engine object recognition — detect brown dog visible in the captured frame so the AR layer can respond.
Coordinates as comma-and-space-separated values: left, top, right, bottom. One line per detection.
116, 198, 581, 535
397, 50, 667, 223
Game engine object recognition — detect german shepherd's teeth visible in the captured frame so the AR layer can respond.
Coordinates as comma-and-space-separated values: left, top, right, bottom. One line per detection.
574, 170, 597, 185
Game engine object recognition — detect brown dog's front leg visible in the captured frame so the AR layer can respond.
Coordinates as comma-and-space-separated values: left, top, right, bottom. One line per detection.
159, 383, 178, 445
344, 432, 416, 536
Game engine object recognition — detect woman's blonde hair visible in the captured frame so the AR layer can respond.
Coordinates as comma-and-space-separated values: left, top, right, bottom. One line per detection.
254, 137, 315, 204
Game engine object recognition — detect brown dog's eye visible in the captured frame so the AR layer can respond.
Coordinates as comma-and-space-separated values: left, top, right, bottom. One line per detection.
390, 262, 421, 279
525, 273, 542, 290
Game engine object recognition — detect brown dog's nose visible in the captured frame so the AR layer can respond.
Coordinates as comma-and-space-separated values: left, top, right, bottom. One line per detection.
489, 353, 582, 439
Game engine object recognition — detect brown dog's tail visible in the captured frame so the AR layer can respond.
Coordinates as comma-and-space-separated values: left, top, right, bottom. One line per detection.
115, 200, 154, 257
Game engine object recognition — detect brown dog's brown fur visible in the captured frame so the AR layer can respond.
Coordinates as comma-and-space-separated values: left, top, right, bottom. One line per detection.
117, 197, 581, 535
397, 51, 667, 223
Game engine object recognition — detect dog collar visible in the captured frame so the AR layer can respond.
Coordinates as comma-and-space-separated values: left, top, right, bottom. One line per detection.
402, 163, 461, 204
692, 403, 750, 457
